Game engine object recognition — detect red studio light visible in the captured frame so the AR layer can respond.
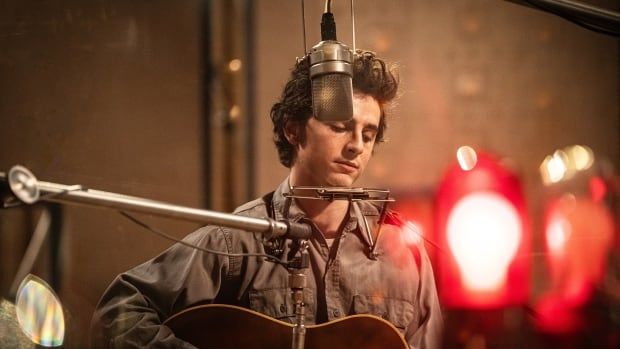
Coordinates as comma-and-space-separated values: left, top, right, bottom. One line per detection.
435, 152, 530, 309
535, 193, 614, 333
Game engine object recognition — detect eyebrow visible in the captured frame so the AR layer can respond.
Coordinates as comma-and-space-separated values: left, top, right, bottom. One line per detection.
364, 124, 379, 132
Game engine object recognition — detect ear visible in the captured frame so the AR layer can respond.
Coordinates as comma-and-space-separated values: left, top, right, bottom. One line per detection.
283, 120, 300, 145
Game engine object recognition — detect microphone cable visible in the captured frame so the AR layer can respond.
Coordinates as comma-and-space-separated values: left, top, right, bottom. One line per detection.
119, 210, 288, 266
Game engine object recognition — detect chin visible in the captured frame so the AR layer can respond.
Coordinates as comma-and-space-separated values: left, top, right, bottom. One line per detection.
326, 174, 357, 187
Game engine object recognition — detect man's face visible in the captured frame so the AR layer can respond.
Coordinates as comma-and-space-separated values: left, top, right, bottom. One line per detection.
289, 94, 381, 187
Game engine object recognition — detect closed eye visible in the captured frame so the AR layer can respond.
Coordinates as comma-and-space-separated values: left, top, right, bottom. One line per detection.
329, 124, 347, 133
363, 128, 377, 143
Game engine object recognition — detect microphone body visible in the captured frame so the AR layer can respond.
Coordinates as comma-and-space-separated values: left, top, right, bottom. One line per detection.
309, 40, 354, 122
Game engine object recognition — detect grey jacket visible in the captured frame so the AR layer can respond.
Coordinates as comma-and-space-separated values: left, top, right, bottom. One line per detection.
91, 179, 443, 348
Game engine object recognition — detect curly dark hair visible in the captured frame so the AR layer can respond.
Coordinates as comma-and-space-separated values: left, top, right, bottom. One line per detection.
270, 50, 399, 168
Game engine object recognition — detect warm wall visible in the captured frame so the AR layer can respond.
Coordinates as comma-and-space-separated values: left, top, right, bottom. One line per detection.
0, 0, 204, 344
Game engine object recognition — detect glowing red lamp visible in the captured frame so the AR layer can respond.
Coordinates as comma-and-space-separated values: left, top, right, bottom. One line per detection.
535, 193, 614, 333
435, 152, 530, 308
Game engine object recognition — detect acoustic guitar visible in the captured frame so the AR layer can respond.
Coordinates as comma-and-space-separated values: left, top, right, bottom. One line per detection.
164, 304, 409, 349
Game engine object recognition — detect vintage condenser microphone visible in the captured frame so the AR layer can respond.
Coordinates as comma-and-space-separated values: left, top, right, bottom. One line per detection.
308, 1, 354, 122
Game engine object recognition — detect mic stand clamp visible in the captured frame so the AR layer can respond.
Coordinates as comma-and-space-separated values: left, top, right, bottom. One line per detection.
288, 240, 309, 349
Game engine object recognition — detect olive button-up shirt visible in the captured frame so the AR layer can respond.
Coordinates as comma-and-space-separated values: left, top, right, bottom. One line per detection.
90, 179, 443, 348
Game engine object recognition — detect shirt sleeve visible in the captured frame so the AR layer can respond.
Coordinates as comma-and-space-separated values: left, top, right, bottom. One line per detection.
89, 226, 233, 348
406, 241, 444, 349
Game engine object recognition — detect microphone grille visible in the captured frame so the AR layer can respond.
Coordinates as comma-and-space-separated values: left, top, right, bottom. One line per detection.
312, 73, 353, 122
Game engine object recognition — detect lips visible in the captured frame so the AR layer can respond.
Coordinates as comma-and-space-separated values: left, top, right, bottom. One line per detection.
335, 160, 359, 173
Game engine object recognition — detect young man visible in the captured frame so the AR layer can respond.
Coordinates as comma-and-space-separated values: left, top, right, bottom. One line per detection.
91, 50, 443, 348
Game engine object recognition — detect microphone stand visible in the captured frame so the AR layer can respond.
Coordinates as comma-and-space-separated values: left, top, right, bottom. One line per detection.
0, 165, 311, 240
289, 240, 309, 349
1, 165, 313, 349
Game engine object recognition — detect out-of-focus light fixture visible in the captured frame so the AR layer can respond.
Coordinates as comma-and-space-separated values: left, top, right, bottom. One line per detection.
15, 275, 65, 347
541, 150, 569, 184
228, 58, 242, 72
536, 192, 614, 333
456, 146, 477, 171
229, 105, 241, 121
447, 191, 522, 292
567, 145, 594, 171
545, 215, 572, 254
540, 145, 595, 185
436, 152, 530, 308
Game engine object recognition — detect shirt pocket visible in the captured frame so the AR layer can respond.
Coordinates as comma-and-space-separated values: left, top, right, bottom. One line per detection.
248, 287, 315, 323
352, 295, 415, 332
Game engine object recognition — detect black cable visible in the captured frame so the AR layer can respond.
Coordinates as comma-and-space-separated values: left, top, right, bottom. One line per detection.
119, 211, 287, 266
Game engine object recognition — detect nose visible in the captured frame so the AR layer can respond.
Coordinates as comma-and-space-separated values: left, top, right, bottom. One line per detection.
345, 130, 364, 156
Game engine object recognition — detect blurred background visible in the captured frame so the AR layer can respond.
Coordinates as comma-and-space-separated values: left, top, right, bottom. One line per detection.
0, 0, 618, 347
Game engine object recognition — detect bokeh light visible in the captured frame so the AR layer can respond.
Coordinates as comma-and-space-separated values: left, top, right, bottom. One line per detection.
15, 275, 65, 347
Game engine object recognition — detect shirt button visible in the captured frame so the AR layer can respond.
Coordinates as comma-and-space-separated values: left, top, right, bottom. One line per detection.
333, 309, 340, 317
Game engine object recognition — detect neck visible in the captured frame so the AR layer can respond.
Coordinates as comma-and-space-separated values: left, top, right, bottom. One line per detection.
288, 171, 352, 238
295, 198, 349, 239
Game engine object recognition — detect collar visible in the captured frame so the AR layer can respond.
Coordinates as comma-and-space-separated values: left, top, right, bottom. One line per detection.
271, 177, 383, 248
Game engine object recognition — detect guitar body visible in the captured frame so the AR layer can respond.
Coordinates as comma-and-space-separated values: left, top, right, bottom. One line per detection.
164, 304, 409, 349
